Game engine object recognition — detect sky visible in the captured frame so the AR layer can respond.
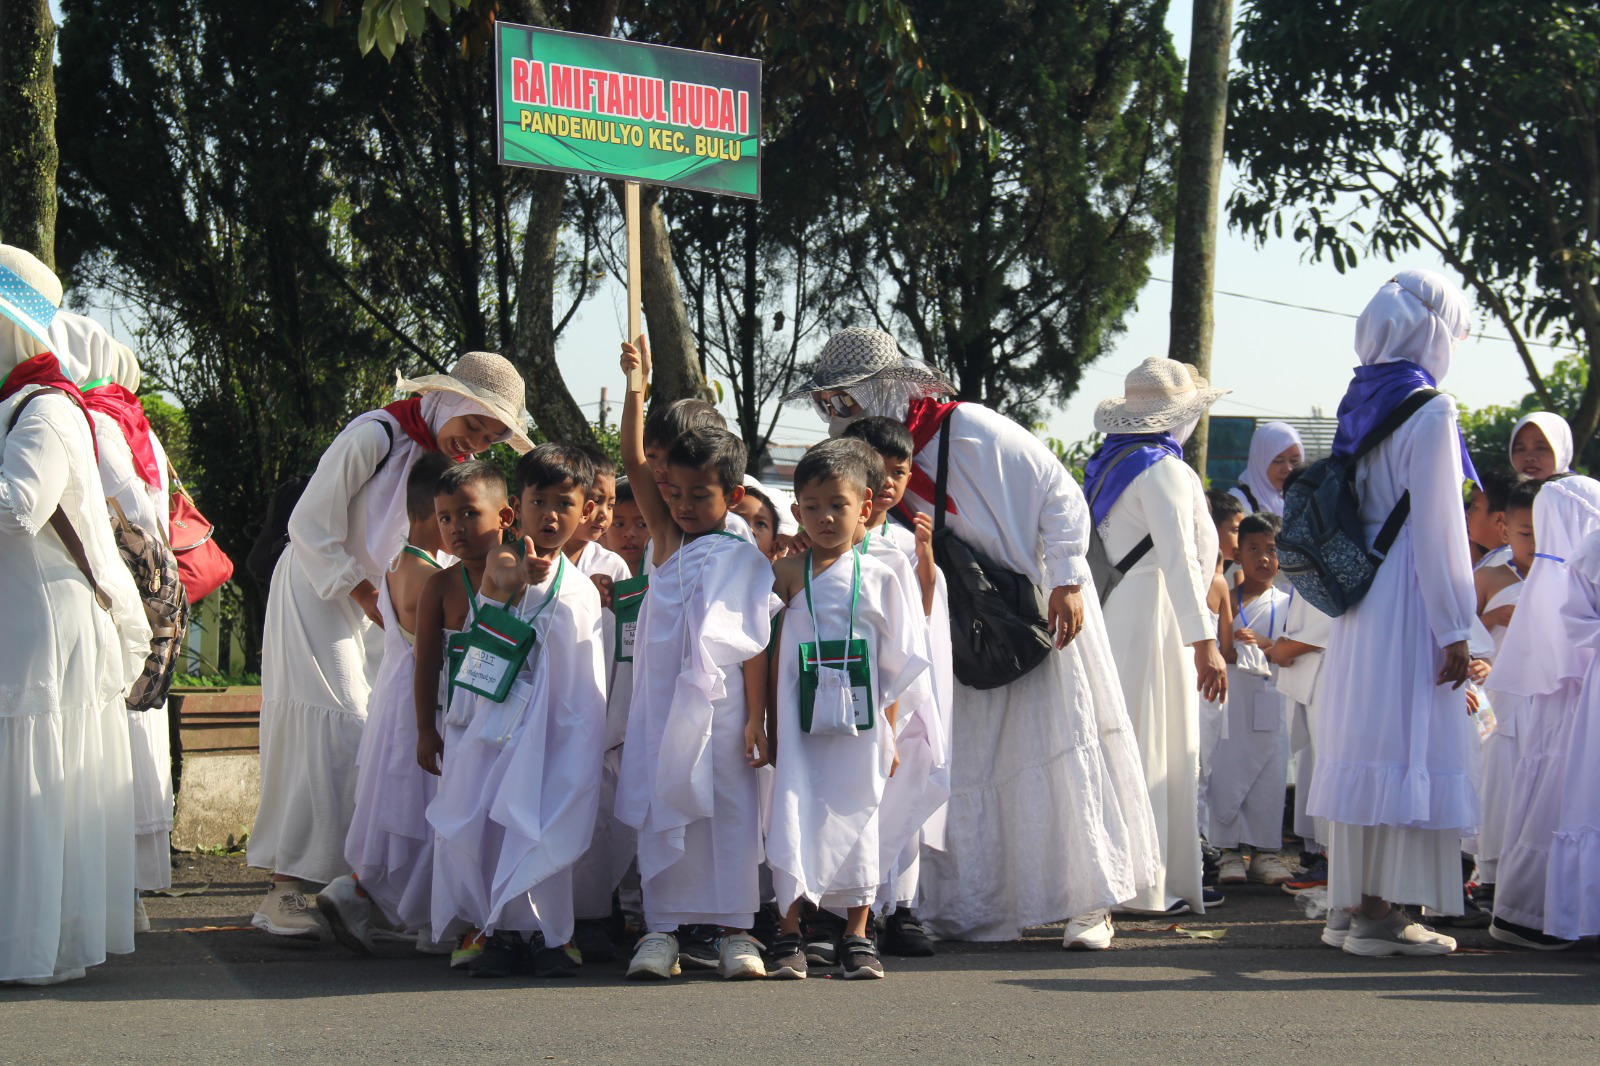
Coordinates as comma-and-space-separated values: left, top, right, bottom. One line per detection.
62, 3, 1563, 452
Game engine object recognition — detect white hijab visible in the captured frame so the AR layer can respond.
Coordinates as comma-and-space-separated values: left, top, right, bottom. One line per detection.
48, 311, 135, 389
1509, 411, 1574, 474
1353, 268, 1472, 383
1237, 421, 1303, 515
1492, 475, 1600, 698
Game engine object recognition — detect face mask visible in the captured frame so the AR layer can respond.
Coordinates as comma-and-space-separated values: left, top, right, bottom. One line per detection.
1171, 417, 1200, 445
829, 411, 869, 438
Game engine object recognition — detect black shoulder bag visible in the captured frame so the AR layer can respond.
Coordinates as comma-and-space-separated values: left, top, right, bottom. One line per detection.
926, 418, 1054, 691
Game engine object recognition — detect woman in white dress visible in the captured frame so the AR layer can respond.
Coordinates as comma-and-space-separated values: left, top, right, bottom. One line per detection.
51, 311, 178, 900
0, 246, 150, 985
1084, 357, 1230, 917
249, 352, 532, 938
1228, 421, 1303, 517
789, 327, 1160, 949
1308, 269, 1480, 957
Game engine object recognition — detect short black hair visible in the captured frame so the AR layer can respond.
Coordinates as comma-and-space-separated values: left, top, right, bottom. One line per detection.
1506, 477, 1544, 515
1239, 512, 1281, 539
614, 477, 636, 507
1281, 464, 1310, 495
1207, 487, 1244, 523
842, 416, 914, 462
514, 443, 597, 496
665, 426, 746, 492
406, 452, 455, 521
644, 398, 726, 450
742, 484, 779, 529
435, 458, 507, 501
1473, 467, 1519, 512
794, 438, 877, 498
578, 443, 617, 482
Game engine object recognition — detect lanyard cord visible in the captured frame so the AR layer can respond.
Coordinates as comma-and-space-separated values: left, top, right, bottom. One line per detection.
401, 543, 442, 569
804, 548, 860, 652
1236, 588, 1277, 637
460, 553, 564, 626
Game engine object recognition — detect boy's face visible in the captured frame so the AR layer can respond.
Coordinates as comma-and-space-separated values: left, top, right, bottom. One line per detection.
871, 452, 912, 520
793, 474, 872, 553
519, 479, 595, 556
605, 500, 650, 563
1512, 423, 1558, 480
644, 442, 670, 491
572, 473, 616, 546
1505, 505, 1536, 573
731, 494, 777, 558
1215, 512, 1243, 563
435, 480, 514, 562
665, 463, 740, 535
1465, 488, 1507, 551
1238, 530, 1279, 585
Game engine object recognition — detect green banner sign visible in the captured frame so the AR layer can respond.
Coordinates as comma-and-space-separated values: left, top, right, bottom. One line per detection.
495, 24, 761, 200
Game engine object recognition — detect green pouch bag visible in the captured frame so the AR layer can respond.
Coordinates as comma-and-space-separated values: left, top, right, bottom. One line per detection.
797, 637, 873, 734
611, 573, 649, 664
452, 603, 537, 703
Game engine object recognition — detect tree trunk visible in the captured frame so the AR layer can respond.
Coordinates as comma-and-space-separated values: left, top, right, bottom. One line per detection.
1167, 0, 1233, 478
509, 168, 594, 444
630, 184, 710, 406
0, 0, 58, 270
738, 201, 759, 468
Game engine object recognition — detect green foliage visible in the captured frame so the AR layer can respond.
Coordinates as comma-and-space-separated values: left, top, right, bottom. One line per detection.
1459, 354, 1594, 473
1041, 426, 1104, 485
1228, 0, 1600, 452
348, 0, 473, 60
139, 390, 191, 477
172, 672, 261, 689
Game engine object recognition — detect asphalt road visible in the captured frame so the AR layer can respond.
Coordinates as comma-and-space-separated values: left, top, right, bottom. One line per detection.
4, 854, 1597, 1065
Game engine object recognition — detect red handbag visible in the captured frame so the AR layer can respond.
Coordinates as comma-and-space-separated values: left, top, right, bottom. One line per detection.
168, 463, 234, 603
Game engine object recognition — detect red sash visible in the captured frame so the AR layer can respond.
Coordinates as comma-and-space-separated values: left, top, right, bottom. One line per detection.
0, 352, 98, 458
82, 382, 161, 487
903, 397, 961, 516
383, 396, 439, 451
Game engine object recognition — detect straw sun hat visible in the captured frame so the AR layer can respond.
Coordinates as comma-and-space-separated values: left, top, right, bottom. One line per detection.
1093, 356, 1229, 434
0, 244, 64, 351
395, 350, 535, 453
781, 326, 953, 401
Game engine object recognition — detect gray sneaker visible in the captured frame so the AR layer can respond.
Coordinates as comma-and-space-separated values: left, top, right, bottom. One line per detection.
1321, 908, 1352, 948
1343, 908, 1456, 957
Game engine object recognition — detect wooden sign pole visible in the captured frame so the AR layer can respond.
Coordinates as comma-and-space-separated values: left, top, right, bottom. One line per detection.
625, 180, 645, 394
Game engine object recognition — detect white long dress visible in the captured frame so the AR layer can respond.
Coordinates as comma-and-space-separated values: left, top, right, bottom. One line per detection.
1099, 455, 1217, 913
1, 387, 148, 982
768, 551, 929, 913
1471, 580, 1522, 883
344, 562, 437, 931
1545, 532, 1600, 938
427, 563, 607, 943
1308, 393, 1479, 914
1208, 586, 1291, 852
908, 404, 1159, 939
615, 531, 781, 932
250, 413, 425, 884
88, 409, 176, 891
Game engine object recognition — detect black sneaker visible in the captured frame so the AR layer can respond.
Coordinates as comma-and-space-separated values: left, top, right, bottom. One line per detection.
530, 938, 582, 978
880, 907, 935, 957
676, 925, 721, 970
1428, 888, 1491, 929
468, 931, 526, 978
1489, 915, 1574, 951
767, 932, 808, 979
839, 934, 884, 979
573, 918, 616, 963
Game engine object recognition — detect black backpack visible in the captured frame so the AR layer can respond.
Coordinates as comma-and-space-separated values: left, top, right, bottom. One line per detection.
1276, 389, 1440, 617
245, 420, 394, 585
911, 416, 1054, 691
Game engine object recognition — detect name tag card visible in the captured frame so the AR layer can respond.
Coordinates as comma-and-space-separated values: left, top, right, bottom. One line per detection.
611, 574, 649, 663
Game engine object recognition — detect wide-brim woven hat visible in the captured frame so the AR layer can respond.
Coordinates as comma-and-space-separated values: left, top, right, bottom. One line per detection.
0, 244, 64, 350
1093, 356, 1230, 433
780, 326, 953, 401
395, 350, 535, 454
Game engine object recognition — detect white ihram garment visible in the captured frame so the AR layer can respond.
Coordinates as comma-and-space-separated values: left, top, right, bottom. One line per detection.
1276, 591, 1331, 853
615, 531, 781, 931
1, 388, 148, 981
1208, 586, 1291, 852
768, 551, 929, 913
1472, 579, 1522, 882
1099, 454, 1217, 913
1309, 394, 1479, 914
910, 404, 1159, 939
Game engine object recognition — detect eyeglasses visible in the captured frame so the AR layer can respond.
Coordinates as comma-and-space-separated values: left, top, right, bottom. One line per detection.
813, 392, 858, 419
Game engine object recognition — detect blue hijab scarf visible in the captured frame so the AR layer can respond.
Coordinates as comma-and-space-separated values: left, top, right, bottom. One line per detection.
1083, 433, 1185, 527
1333, 270, 1479, 486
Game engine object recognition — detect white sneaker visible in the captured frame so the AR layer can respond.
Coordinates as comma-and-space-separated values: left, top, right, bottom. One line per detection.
1321, 908, 1352, 948
1217, 851, 1247, 884
251, 882, 322, 940
1343, 909, 1456, 957
316, 875, 373, 954
1247, 850, 1293, 885
627, 932, 681, 980
1063, 909, 1115, 951
718, 932, 768, 979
